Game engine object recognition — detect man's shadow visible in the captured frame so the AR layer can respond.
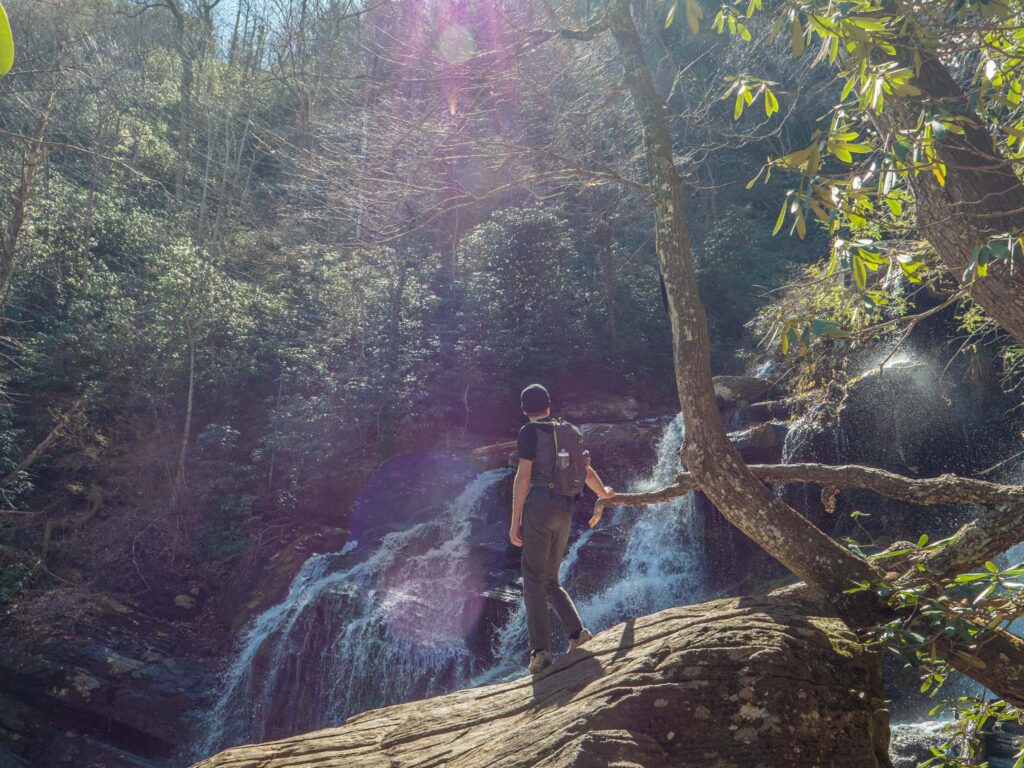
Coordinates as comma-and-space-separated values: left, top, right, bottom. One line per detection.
529, 619, 636, 708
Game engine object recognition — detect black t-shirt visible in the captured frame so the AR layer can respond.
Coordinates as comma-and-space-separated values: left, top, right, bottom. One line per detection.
516, 421, 554, 462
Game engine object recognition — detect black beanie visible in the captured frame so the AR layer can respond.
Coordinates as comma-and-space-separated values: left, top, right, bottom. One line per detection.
520, 384, 551, 414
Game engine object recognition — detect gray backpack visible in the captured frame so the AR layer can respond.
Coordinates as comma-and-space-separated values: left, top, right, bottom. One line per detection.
533, 419, 588, 497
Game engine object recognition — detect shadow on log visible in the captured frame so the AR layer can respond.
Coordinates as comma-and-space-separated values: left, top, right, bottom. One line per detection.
193, 595, 891, 768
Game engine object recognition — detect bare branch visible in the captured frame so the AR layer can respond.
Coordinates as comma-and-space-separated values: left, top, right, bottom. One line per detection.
592, 462, 1024, 579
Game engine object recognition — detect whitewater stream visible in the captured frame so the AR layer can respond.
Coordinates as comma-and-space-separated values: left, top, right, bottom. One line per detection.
199, 407, 1022, 765
201, 414, 703, 757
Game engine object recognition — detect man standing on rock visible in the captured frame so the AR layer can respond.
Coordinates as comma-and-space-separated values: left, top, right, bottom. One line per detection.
510, 384, 616, 674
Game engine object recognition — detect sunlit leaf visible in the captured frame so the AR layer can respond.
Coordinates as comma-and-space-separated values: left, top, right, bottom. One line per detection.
772, 196, 787, 235
790, 16, 805, 59
686, 0, 704, 34
0, 0, 12, 76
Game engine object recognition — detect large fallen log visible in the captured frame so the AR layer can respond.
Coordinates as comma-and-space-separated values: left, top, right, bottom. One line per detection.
193, 595, 890, 768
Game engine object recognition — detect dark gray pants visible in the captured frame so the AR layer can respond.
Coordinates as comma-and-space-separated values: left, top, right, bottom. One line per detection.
521, 486, 583, 652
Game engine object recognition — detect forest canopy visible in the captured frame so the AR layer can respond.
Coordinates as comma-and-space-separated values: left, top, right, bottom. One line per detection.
3, 0, 1024, 763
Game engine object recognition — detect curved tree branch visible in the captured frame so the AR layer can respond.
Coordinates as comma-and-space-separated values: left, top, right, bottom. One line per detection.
591, 462, 1024, 580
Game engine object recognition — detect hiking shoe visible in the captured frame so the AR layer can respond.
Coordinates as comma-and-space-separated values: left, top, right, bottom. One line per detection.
568, 628, 593, 652
529, 650, 553, 674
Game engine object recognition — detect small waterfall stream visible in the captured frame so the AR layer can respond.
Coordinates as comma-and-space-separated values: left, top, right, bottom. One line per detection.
201, 415, 703, 757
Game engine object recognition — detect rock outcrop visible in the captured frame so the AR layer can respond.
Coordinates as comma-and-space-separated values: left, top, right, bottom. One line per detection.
0, 593, 215, 768
193, 595, 891, 768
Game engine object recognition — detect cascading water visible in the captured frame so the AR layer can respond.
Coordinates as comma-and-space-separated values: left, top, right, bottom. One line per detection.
480, 413, 703, 683
200, 415, 704, 758
202, 467, 512, 755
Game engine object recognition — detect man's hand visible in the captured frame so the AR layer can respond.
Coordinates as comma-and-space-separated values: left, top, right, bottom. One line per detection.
509, 524, 523, 547
588, 488, 617, 528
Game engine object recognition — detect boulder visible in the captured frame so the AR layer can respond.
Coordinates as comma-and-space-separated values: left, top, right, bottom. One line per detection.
579, 418, 671, 481
562, 396, 643, 424
193, 595, 891, 768
728, 421, 789, 464
0, 592, 215, 767
728, 399, 793, 429
712, 376, 776, 408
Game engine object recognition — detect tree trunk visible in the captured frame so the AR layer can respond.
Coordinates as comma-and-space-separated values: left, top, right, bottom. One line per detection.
868, 49, 1024, 344
176, 325, 195, 494
605, 0, 1024, 702
0, 84, 57, 306
605, 0, 879, 603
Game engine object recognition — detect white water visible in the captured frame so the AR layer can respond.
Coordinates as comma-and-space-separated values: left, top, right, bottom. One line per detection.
479, 414, 703, 683
202, 415, 705, 755
202, 468, 511, 754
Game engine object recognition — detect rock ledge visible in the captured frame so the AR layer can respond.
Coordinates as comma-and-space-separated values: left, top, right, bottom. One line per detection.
194, 595, 890, 768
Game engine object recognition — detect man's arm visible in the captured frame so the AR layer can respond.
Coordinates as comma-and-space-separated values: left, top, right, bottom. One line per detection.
585, 465, 615, 500
510, 458, 532, 547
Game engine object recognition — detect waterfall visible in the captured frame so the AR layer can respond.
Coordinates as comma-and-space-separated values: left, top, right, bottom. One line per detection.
202, 468, 511, 755
479, 413, 703, 682
200, 415, 704, 757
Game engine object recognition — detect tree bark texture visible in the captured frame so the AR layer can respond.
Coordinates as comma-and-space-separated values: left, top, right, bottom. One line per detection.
871, 48, 1024, 344
604, 0, 1024, 703
605, 0, 880, 601
0, 84, 57, 306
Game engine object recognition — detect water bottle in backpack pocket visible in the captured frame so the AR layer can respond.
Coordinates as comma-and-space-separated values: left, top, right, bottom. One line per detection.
536, 419, 587, 497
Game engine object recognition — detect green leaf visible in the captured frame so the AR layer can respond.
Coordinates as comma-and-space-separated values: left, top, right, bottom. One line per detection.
875, 548, 914, 559
818, 319, 850, 338
786, 328, 799, 354
790, 16, 805, 59
686, 0, 703, 34
917, 534, 929, 547
665, 2, 678, 28
772, 197, 787, 235
985, 560, 999, 573
0, 0, 12, 77
764, 88, 779, 117
974, 583, 997, 604
852, 251, 868, 289
954, 573, 988, 583
841, 75, 856, 101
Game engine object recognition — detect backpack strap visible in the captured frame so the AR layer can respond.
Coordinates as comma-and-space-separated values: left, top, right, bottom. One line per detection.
531, 419, 561, 455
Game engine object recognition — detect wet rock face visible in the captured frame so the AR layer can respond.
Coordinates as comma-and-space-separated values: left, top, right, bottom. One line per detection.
193, 596, 890, 768
562, 395, 643, 424
352, 452, 480, 538
580, 419, 670, 480
986, 719, 1024, 767
712, 375, 777, 407
0, 600, 214, 768
840, 361, 966, 477
835, 357, 1015, 545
